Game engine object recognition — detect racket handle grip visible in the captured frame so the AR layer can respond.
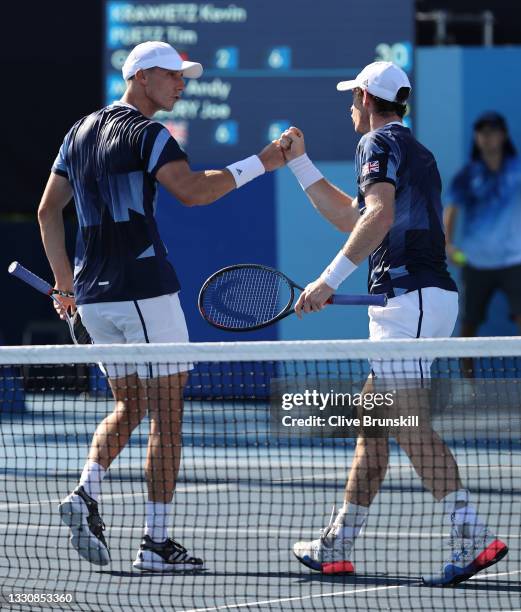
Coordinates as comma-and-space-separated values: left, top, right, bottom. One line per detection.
329, 294, 388, 306
8, 261, 53, 295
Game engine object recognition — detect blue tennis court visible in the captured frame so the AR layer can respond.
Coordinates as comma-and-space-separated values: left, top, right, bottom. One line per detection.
1, 386, 519, 612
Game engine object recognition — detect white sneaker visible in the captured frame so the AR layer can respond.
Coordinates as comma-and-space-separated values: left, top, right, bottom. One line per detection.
133, 535, 204, 572
59, 486, 110, 566
422, 526, 508, 586
293, 507, 355, 574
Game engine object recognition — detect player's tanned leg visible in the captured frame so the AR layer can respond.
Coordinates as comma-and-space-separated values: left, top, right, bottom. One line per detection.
345, 384, 462, 506
391, 388, 462, 500
344, 436, 389, 506
131, 372, 204, 572
88, 374, 146, 468
58, 373, 149, 567
344, 378, 389, 506
88, 373, 187, 503
144, 373, 187, 503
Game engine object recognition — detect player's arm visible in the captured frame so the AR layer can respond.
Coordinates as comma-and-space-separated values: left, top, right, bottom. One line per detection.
279, 127, 359, 232
303, 182, 360, 232
444, 204, 459, 261
443, 167, 471, 264
342, 182, 395, 262
294, 182, 395, 316
37, 173, 75, 316
156, 141, 285, 206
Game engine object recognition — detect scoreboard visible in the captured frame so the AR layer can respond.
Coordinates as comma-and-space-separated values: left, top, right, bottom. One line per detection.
104, 1, 414, 163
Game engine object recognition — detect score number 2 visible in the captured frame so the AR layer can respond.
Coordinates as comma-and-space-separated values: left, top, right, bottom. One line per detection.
215, 47, 239, 69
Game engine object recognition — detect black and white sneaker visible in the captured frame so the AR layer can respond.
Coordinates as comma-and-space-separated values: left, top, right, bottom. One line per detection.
133, 535, 204, 572
59, 486, 110, 566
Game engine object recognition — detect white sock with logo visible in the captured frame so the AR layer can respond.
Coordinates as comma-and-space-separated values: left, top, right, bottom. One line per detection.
78, 461, 106, 502
334, 502, 369, 541
144, 501, 172, 543
442, 489, 486, 537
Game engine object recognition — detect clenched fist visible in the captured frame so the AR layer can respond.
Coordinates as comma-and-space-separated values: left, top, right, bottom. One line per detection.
258, 140, 286, 171
279, 126, 306, 161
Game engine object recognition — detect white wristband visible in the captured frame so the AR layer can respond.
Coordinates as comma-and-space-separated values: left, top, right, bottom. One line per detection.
226, 155, 265, 188
287, 153, 323, 190
320, 251, 357, 290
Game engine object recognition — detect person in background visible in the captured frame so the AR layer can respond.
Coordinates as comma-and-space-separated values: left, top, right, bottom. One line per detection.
445, 112, 521, 375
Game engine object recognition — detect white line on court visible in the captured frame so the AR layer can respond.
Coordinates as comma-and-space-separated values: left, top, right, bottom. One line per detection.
471, 569, 521, 580
180, 567, 521, 612
181, 584, 405, 612
0, 483, 232, 511
0, 523, 519, 540
1, 463, 517, 497
8, 462, 510, 511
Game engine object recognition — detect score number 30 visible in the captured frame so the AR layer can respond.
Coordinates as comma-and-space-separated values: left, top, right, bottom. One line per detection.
375, 42, 412, 72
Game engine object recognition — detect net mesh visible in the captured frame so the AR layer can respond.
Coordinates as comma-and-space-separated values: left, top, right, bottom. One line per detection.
0, 339, 519, 611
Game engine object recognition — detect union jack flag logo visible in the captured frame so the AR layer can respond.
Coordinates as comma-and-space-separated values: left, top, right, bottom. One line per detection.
164, 120, 188, 147
362, 160, 380, 175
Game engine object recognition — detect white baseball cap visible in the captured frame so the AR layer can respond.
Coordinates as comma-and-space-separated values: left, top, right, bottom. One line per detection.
122, 41, 203, 80
336, 61, 411, 103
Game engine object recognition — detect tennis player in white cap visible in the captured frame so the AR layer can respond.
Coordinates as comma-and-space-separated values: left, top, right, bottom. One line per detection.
280, 61, 508, 586
38, 40, 285, 572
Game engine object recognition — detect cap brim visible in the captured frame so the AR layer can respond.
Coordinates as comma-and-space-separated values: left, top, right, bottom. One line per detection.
474, 121, 504, 131
181, 61, 203, 79
336, 79, 360, 92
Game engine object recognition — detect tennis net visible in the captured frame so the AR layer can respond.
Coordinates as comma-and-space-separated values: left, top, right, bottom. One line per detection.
0, 338, 519, 611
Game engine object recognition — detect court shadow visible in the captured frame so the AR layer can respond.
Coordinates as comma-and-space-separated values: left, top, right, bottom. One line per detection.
96, 569, 210, 578
426, 579, 521, 594
297, 572, 420, 587
94, 569, 520, 595
106, 568, 419, 587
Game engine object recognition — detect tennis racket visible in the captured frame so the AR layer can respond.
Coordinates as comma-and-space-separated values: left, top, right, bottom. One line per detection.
198, 264, 387, 331
8, 261, 91, 344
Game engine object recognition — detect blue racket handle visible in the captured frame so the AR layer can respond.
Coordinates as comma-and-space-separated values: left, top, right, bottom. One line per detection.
8, 261, 53, 295
329, 293, 387, 306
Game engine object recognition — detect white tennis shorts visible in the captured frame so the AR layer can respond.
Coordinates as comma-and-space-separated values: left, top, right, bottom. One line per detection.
78, 293, 191, 379
368, 287, 459, 385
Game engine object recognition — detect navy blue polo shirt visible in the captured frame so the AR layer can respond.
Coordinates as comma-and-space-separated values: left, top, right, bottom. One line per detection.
447, 156, 521, 269
52, 102, 186, 305
356, 122, 457, 297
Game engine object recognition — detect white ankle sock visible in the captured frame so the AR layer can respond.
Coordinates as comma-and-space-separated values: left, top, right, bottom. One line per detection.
144, 502, 172, 542
334, 502, 369, 540
442, 489, 486, 536
78, 461, 106, 502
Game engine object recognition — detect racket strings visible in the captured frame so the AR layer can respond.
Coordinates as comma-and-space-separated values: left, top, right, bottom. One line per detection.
250, 267, 282, 323
202, 267, 291, 328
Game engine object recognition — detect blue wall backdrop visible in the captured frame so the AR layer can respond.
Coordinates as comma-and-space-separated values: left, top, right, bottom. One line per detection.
416, 47, 521, 208
276, 162, 370, 340
156, 167, 277, 342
